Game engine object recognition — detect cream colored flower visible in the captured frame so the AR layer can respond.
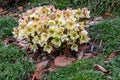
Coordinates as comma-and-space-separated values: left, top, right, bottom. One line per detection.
56, 10, 63, 18
41, 33, 49, 41
13, 27, 18, 38
66, 19, 74, 26
48, 20, 56, 26
32, 36, 40, 44
64, 9, 72, 18
81, 30, 88, 35
30, 44, 38, 52
70, 32, 79, 40
58, 17, 66, 26
75, 8, 84, 18
54, 28, 64, 38
13, 5, 90, 53
61, 35, 69, 42
80, 34, 90, 44
71, 44, 78, 51
79, 21, 85, 30
68, 39, 75, 44
48, 29, 55, 37
43, 45, 53, 53
19, 22, 27, 29
82, 8, 90, 18
51, 38, 61, 47
65, 19, 75, 30
38, 39, 46, 47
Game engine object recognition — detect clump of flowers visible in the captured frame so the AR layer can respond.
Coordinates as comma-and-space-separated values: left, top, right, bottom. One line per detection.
13, 5, 90, 54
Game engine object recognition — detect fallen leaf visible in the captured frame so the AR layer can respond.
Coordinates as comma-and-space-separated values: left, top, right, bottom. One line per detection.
54, 55, 76, 67
104, 50, 119, 63
108, 50, 119, 59
36, 60, 49, 69
104, 58, 110, 63
33, 60, 49, 80
82, 53, 94, 59
82, 44, 91, 51
79, 44, 91, 52
94, 64, 111, 74
32, 65, 44, 80
102, 13, 115, 19
48, 64, 59, 72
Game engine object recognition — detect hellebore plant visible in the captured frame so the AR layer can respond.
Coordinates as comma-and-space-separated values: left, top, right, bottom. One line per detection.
13, 5, 90, 54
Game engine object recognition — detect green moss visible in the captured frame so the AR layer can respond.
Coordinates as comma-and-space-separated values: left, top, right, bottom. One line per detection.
47, 56, 108, 80
0, 16, 18, 39
89, 18, 120, 55
0, 16, 35, 80
0, 41, 35, 80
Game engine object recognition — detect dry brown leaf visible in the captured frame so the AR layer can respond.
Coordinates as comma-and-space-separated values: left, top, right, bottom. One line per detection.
32, 65, 44, 80
102, 13, 115, 19
94, 64, 111, 74
54, 55, 76, 67
79, 44, 91, 52
36, 60, 49, 69
104, 50, 119, 63
82, 53, 94, 59
31, 57, 49, 80
48, 64, 59, 72
83, 44, 91, 51
104, 58, 109, 63
108, 50, 119, 59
